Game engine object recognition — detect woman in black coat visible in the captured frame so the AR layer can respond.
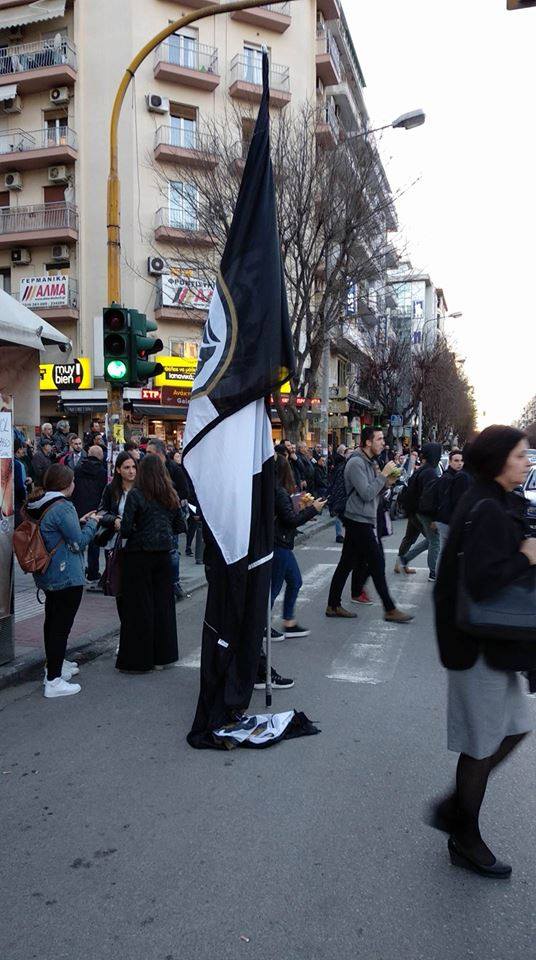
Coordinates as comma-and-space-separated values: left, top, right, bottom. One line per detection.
116, 455, 184, 672
432, 425, 536, 878
96, 451, 137, 618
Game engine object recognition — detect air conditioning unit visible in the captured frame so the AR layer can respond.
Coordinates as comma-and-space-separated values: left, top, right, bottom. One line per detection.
52, 244, 70, 261
5, 171, 22, 190
11, 247, 31, 266
148, 255, 167, 276
50, 86, 70, 105
3, 95, 22, 114
48, 165, 68, 183
146, 93, 169, 115
9, 26, 23, 42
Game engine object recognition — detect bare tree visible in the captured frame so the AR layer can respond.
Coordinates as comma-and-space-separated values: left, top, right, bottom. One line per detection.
151, 102, 401, 440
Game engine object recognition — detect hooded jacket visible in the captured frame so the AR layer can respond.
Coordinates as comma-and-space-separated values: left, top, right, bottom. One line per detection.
71, 456, 107, 518
26, 493, 97, 591
414, 442, 442, 511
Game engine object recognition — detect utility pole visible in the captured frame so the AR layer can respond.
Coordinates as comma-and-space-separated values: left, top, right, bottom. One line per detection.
320, 330, 330, 454
104, 0, 294, 436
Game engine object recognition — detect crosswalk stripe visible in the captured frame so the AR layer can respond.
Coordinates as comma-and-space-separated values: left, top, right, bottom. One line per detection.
327, 626, 405, 684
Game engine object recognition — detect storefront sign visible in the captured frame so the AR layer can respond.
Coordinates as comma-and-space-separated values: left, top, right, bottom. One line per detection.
160, 275, 214, 311
39, 357, 91, 391
20, 275, 69, 309
141, 388, 161, 402
161, 386, 191, 409
154, 356, 197, 389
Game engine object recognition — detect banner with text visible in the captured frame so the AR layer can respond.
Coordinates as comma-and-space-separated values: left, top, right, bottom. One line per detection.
20, 275, 69, 309
161, 275, 214, 311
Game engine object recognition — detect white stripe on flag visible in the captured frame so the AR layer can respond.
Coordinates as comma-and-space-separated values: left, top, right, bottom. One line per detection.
248, 552, 273, 571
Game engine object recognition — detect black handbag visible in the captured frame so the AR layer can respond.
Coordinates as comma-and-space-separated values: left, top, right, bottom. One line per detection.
99, 537, 123, 597
456, 501, 536, 641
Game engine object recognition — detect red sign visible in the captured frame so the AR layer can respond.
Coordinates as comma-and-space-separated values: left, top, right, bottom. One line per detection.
141, 388, 161, 402
161, 386, 191, 409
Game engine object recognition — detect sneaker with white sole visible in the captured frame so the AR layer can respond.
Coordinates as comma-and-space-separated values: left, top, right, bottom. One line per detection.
263, 627, 285, 642
63, 659, 78, 671
43, 677, 81, 698
254, 668, 294, 690
284, 624, 310, 638
43, 662, 80, 682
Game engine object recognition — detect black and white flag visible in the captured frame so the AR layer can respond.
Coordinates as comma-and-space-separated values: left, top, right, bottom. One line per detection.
182, 52, 294, 748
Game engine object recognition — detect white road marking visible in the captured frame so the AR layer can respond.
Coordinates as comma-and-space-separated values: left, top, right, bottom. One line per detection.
327, 626, 405, 684
179, 652, 201, 669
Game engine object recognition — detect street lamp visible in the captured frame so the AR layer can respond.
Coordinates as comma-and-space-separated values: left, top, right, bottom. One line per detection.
346, 109, 426, 142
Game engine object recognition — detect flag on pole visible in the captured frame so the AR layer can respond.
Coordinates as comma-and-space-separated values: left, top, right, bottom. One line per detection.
182, 52, 295, 748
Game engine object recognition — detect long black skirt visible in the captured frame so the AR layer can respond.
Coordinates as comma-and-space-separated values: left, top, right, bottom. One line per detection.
116, 550, 178, 672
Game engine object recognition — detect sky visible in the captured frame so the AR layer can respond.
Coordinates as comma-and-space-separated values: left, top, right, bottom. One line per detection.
346, 0, 536, 427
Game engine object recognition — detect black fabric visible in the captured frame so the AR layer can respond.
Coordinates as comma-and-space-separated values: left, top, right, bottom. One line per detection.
71, 457, 107, 517
435, 480, 535, 670
188, 709, 320, 751
313, 463, 328, 497
31, 448, 53, 485
121, 487, 185, 552
296, 453, 315, 491
274, 484, 317, 550
328, 519, 395, 612
44, 585, 83, 680
290, 456, 305, 489
94, 482, 120, 547
116, 551, 178, 671
398, 513, 425, 559
52, 430, 69, 456
327, 455, 348, 518
166, 459, 189, 501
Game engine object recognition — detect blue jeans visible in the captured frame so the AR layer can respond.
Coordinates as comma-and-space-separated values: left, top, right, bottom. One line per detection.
271, 546, 303, 621
334, 516, 344, 539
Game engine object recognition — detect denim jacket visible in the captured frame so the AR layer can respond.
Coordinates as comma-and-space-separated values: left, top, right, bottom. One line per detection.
26, 495, 98, 591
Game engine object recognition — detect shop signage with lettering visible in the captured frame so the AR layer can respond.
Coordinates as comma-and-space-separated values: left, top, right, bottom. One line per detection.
160, 275, 214, 311
20, 275, 69, 309
161, 386, 191, 409
154, 356, 197, 388
39, 357, 91, 391
141, 388, 161, 402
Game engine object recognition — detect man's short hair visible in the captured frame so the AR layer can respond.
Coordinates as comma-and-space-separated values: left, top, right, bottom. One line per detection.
449, 448, 462, 460
361, 426, 382, 447
336, 443, 346, 455
41, 439, 52, 449
274, 443, 288, 458
124, 440, 139, 452
88, 444, 103, 460
146, 438, 166, 457
41, 422, 52, 432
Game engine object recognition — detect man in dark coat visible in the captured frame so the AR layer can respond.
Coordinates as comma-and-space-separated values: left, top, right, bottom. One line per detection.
31, 439, 54, 486
71, 445, 107, 586
52, 419, 71, 456
296, 441, 315, 491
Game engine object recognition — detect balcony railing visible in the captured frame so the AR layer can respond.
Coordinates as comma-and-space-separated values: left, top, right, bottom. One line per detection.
317, 99, 339, 140
154, 125, 215, 154
0, 38, 77, 77
316, 28, 341, 79
263, 2, 291, 11
0, 127, 77, 155
156, 206, 199, 233
230, 54, 290, 93
14, 278, 78, 310
0, 202, 78, 235
154, 38, 218, 75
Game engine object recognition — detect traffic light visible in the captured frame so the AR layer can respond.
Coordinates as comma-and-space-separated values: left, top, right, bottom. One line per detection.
129, 309, 164, 384
103, 304, 130, 384
507, 1, 536, 8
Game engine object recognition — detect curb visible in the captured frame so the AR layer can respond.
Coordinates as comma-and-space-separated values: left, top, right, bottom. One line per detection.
0, 516, 334, 692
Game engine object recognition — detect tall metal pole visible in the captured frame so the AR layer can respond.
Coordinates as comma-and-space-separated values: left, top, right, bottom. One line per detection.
417, 399, 423, 448
320, 330, 330, 454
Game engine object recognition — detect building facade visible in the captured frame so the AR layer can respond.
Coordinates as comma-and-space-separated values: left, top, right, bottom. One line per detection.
0, 0, 395, 444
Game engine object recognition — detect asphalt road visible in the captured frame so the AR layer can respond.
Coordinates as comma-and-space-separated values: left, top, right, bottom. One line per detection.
2, 523, 536, 960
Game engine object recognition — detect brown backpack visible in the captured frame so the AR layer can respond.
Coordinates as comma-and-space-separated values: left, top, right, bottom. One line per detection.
13, 501, 64, 575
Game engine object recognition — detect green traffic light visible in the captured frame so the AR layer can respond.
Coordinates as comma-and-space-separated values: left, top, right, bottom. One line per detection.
106, 359, 127, 380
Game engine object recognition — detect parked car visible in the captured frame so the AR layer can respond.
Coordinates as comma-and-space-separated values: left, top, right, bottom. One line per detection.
527, 449, 536, 466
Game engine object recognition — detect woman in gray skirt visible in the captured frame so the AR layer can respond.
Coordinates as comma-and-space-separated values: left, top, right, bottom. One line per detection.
433, 425, 536, 878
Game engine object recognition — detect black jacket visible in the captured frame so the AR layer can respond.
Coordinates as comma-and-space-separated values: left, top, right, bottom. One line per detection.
52, 430, 69, 455
436, 467, 472, 525
121, 487, 185, 551
274, 484, 317, 550
71, 457, 108, 517
166, 459, 189, 501
434, 480, 536, 671
296, 452, 315, 490
94, 482, 124, 546
31, 448, 53, 485
313, 463, 328, 497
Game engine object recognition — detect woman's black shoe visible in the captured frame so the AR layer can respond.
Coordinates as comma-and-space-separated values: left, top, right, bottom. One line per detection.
448, 836, 512, 879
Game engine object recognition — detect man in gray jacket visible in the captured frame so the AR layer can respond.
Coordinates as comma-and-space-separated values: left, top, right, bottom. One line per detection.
326, 427, 414, 623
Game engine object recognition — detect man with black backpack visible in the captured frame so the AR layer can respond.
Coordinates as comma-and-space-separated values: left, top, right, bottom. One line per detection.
394, 442, 442, 581
435, 448, 470, 562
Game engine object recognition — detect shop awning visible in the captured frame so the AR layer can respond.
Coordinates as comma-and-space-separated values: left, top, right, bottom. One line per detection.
132, 404, 187, 417
0, 84, 17, 101
0, 286, 71, 350
0, 0, 66, 30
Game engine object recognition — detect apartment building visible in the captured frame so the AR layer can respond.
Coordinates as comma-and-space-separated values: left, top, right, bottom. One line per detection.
387, 261, 448, 348
0, 0, 395, 442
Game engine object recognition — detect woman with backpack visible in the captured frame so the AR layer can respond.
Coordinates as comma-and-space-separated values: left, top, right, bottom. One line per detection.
25, 463, 99, 698
116, 454, 183, 672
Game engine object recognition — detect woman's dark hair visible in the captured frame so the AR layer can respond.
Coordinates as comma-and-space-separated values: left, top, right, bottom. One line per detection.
465, 425, 526, 481
43, 463, 74, 492
275, 453, 296, 494
110, 451, 137, 502
135, 454, 179, 511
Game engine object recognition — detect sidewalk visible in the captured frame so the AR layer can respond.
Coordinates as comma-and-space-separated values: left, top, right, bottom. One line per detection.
0, 514, 334, 690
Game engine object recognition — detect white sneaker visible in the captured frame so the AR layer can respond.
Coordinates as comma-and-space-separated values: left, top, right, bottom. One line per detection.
43, 677, 81, 698
63, 659, 79, 671
43, 663, 80, 682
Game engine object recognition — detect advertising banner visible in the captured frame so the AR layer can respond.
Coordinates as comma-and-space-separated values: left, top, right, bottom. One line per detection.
160, 275, 214, 311
154, 356, 197, 389
39, 357, 91, 391
20, 275, 69, 309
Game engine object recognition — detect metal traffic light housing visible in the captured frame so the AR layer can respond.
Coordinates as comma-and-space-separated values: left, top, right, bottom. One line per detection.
129, 309, 164, 384
103, 303, 130, 384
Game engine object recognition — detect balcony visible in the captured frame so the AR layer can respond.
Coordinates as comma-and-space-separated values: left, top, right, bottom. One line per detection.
230, 3, 291, 33
384, 242, 398, 270
0, 201, 78, 249
315, 100, 339, 148
0, 127, 77, 172
155, 207, 212, 248
0, 39, 77, 94
317, 0, 341, 19
358, 295, 377, 327
316, 29, 341, 86
14, 278, 78, 321
229, 55, 290, 107
154, 126, 218, 170
154, 40, 220, 91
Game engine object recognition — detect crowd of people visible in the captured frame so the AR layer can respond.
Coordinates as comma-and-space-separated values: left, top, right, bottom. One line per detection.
11, 417, 536, 880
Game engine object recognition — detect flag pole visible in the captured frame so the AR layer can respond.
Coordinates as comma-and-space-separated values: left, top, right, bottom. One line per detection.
265, 590, 272, 709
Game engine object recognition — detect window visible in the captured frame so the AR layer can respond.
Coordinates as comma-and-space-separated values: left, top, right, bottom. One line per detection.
0, 191, 10, 208
168, 180, 198, 230
243, 44, 264, 85
45, 115, 68, 146
170, 104, 197, 149
169, 27, 198, 69
44, 185, 65, 204
169, 339, 199, 359
0, 267, 11, 295
337, 359, 348, 387
45, 262, 70, 274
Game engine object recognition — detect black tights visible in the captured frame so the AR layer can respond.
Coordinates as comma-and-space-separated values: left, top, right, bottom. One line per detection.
453, 733, 527, 863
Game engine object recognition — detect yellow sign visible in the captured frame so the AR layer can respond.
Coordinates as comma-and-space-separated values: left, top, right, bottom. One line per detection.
113, 424, 125, 444
39, 357, 91, 391
154, 356, 197, 388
